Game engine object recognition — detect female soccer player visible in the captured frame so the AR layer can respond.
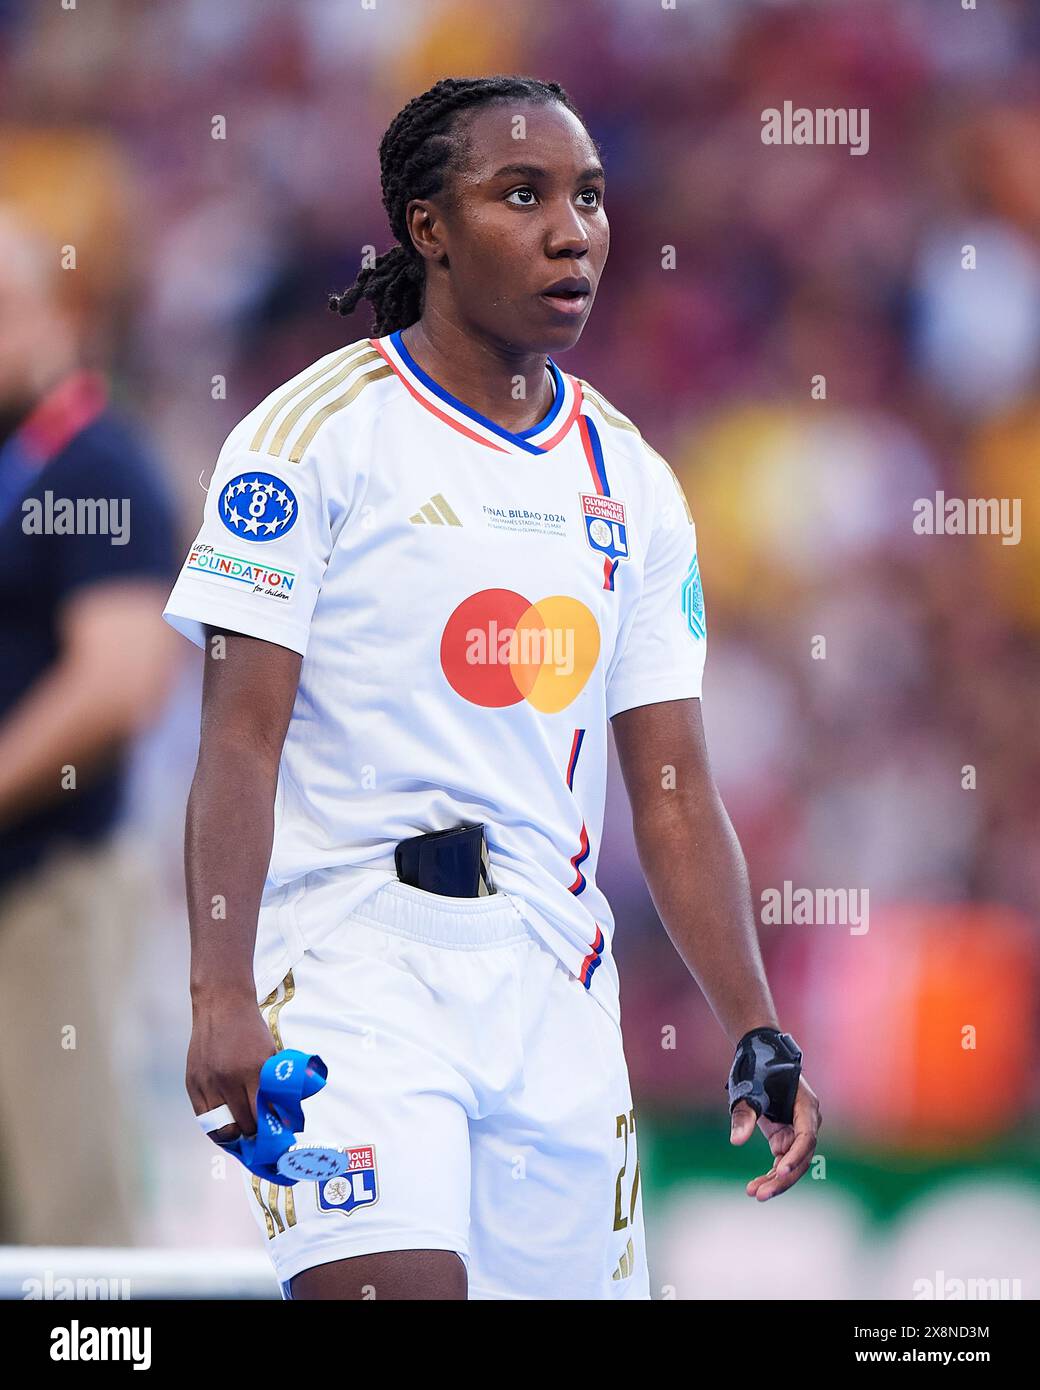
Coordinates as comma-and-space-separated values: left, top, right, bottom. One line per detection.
166, 75, 820, 1301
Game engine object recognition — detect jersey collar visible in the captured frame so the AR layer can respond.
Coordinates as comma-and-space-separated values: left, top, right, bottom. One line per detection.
372, 331, 582, 456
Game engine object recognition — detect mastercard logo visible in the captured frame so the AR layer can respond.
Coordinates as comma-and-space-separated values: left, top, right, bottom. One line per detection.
441, 589, 601, 713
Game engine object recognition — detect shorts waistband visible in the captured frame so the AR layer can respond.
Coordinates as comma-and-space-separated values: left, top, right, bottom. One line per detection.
351, 879, 532, 948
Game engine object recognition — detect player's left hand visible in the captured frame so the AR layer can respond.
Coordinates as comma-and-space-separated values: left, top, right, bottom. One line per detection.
730, 1075, 821, 1201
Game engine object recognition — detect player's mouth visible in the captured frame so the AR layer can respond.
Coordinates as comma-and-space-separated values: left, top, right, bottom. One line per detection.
538, 275, 592, 316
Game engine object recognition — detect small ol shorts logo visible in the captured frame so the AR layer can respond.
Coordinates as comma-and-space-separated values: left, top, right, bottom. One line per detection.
316, 1146, 378, 1216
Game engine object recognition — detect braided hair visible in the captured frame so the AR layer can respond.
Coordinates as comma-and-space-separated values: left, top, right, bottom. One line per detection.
329, 75, 588, 336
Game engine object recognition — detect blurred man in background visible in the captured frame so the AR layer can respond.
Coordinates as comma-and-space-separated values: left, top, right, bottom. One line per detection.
0, 208, 178, 1244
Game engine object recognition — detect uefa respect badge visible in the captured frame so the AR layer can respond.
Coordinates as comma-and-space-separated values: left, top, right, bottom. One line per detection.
219, 471, 298, 542
681, 551, 706, 640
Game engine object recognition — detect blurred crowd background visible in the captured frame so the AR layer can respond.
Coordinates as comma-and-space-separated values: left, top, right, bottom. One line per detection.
1, 0, 1038, 1298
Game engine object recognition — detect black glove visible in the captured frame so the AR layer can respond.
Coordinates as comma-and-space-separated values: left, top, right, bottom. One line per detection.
725, 1027, 802, 1125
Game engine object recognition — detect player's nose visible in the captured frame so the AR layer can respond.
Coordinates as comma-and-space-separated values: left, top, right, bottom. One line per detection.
544, 202, 591, 259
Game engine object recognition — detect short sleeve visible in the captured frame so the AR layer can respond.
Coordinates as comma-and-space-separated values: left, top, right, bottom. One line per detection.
163, 433, 331, 657
605, 455, 706, 718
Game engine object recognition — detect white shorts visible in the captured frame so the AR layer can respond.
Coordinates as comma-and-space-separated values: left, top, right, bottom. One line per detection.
243, 878, 649, 1300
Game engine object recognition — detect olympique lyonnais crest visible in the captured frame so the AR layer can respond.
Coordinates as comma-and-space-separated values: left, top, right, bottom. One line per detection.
581, 493, 629, 563
316, 1146, 379, 1216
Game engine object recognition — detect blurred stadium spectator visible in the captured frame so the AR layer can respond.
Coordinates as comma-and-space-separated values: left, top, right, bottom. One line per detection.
0, 206, 177, 1244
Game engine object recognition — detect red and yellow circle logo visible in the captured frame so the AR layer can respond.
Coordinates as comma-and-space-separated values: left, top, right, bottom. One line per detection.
440, 589, 600, 713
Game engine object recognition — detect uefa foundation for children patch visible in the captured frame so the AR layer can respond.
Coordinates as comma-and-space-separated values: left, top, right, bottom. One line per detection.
316, 1146, 379, 1216
183, 545, 296, 602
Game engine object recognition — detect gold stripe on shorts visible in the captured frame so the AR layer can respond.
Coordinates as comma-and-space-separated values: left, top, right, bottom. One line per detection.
251, 970, 299, 1233
251, 1175, 276, 1240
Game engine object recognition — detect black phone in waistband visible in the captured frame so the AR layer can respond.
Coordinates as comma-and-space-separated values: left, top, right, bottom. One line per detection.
394, 822, 496, 898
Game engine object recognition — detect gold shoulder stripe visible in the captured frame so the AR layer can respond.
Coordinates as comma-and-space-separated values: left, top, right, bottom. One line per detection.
644, 439, 694, 526
268, 348, 383, 458
579, 379, 695, 524
578, 380, 639, 435
287, 364, 394, 463
249, 340, 375, 455
583, 384, 682, 521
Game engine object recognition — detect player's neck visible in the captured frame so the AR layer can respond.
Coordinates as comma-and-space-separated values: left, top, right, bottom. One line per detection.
399, 319, 554, 436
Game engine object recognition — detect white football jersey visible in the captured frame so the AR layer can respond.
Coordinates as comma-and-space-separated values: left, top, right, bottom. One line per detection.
164, 332, 707, 1022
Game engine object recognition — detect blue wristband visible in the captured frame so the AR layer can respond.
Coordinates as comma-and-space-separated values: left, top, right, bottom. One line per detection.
214, 1050, 350, 1187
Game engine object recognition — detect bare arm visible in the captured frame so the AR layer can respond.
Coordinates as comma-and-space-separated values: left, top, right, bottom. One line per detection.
0, 580, 177, 828
612, 696, 820, 1199
184, 628, 302, 1138
611, 696, 778, 1043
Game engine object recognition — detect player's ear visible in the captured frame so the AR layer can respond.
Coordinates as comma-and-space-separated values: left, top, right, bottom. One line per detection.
405, 198, 447, 266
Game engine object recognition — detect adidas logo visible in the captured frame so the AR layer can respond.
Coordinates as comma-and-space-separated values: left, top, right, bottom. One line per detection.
410, 493, 461, 526
611, 1237, 635, 1281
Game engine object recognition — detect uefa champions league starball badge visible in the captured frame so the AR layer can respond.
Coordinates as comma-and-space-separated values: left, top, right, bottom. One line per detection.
276, 1143, 353, 1182
219, 470, 298, 542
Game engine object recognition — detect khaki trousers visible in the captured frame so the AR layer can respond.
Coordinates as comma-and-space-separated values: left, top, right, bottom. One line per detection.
0, 837, 144, 1244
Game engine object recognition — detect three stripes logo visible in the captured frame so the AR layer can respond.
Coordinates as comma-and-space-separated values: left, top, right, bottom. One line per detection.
612, 1237, 636, 1282
410, 493, 462, 526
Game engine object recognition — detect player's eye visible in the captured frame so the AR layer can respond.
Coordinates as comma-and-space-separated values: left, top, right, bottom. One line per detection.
505, 187, 537, 206
577, 188, 602, 208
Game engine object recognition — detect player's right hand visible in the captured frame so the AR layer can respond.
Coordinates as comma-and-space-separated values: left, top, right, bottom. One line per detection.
185, 991, 278, 1143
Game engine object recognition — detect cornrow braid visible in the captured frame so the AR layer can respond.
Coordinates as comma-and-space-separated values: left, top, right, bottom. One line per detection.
329, 75, 588, 336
